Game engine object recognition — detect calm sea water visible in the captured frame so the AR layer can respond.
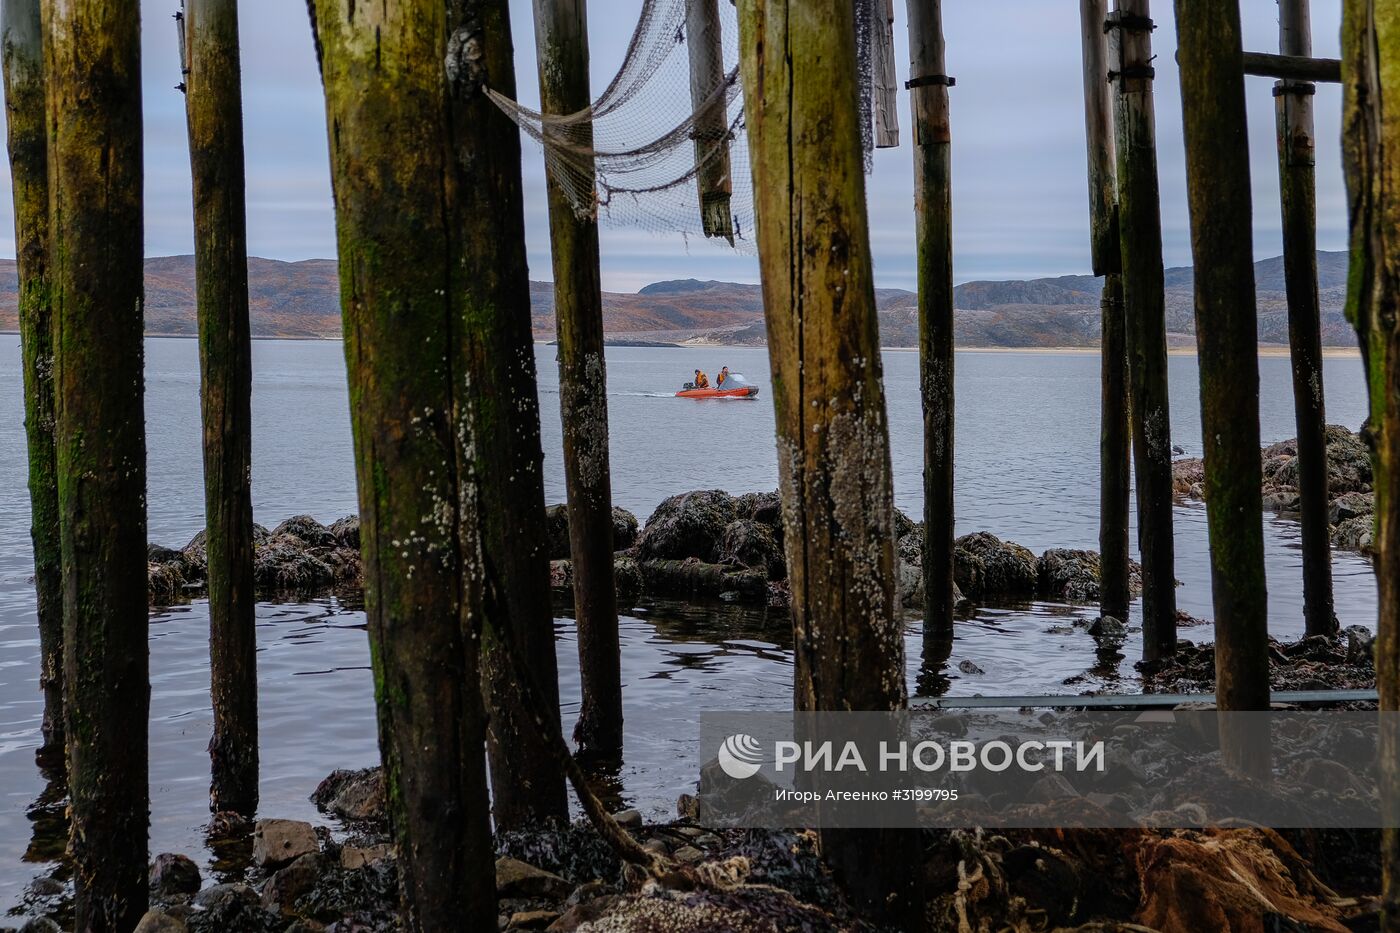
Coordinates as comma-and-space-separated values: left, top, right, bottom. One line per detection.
0, 337, 1377, 914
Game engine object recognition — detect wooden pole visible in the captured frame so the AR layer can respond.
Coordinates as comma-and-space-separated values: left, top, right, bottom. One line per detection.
1174, 0, 1272, 777
532, 0, 625, 768
1109, 0, 1177, 660
738, 0, 921, 922
872, 0, 899, 147
1242, 50, 1341, 83
1340, 2, 1400, 924
685, 0, 735, 240
1274, 0, 1337, 637
2, 0, 63, 766
1080, 0, 1130, 622
456, 0, 571, 829
182, 0, 259, 816
906, 0, 956, 642
308, 0, 496, 922
40, 0, 150, 925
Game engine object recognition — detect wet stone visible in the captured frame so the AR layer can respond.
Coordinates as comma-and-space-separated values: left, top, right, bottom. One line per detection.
495, 856, 573, 900
612, 808, 642, 829
261, 853, 323, 917
506, 909, 559, 930
672, 845, 705, 864
150, 852, 202, 897
134, 910, 187, 933
252, 819, 319, 870
339, 843, 393, 870
193, 882, 260, 911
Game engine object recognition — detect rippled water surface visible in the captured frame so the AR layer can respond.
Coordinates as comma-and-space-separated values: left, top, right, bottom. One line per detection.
0, 338, 1377, 915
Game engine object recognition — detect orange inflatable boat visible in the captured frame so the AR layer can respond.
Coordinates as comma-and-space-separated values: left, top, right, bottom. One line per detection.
675, 372, 760, 399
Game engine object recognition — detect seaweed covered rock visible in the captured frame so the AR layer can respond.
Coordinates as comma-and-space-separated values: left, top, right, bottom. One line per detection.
635, 490, 738, 563
546, 503, 643, 559
734, 490, 783, 532
311, 767, 386, 824
1139, 632, 1375, 694
328, 515, 360, 550
270, 515, 337, 549
1036, 548, 1102, 602
612, 507, 640, 550
254, 535, 337, 591
716, 519, 784, 579
954, 532, 1038, 601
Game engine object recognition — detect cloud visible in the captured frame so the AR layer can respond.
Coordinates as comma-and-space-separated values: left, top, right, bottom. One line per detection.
0, 0, 1350, 294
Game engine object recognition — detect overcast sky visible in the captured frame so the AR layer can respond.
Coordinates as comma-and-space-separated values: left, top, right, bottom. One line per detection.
0, 0, 1348, 293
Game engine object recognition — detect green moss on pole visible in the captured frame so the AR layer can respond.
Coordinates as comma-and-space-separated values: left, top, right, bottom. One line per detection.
1340, 0, 1400, 923
308, 0, 496, 922
905, 0, 956, 641
737, 0, 921, 921
2, 0, 62, 764
531, 0, 624, 770
182, 0, 259, 816
1110, 0, 1176, 660
1275, 0, 1337, 638
448, 0, 570, 829
41, 0, 150, 924
1174, 0, 1271, 777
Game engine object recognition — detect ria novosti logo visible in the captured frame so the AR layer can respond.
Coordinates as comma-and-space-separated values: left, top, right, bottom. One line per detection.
717, 733, 764, 779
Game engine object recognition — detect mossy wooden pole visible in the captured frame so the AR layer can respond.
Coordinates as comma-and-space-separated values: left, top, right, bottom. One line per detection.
2, 0, 62, 765
1080, 0, 1130, 623
1174, 0, 1272, 778
1341, 2, 1400, 923
738, 0, 921, 922
182, 0, 259, 816
1276, 0, 1337, 637
308, 0, 496, 923
532, 0, 624, 767
905, 0, 955, 641
686, 0, 735, 240
449, 0, 570, 829
1109, 0, 1176, 659
40, 0, 150, 925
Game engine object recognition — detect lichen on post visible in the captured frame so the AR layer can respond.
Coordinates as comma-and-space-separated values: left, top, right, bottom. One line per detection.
307, 0, 496, 922
1340, 0, 1400, 922
737, 0, 921, 921
1109, 0, 1177, 660
448, 0, 571, 828
905, 0, 956, 642
182, 0, 259, 816
1173, 0, 1271, 777
2, 0, 62, 765
40, 0, 150, 925
532, 0, 625, 770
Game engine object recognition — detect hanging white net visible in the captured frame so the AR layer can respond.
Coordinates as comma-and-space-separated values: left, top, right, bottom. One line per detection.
487, 0, 889, 252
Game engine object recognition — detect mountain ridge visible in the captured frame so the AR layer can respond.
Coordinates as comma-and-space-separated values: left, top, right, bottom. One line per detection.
0, 251, 1355, 347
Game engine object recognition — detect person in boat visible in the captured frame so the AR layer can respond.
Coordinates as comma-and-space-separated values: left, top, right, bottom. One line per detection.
693, 368, 710, 388
716, 366, 731, 387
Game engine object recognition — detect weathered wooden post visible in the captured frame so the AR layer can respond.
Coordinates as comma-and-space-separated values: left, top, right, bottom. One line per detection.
905, 0, 955, 641
1174, 0, 1272, 777
308, 0, 496, 921
686, 0, 735, 240
40, 0, 150, 925
1108, 0, 1177, 659
454, 0, 571, 829
737, 0, 921, 921
1340, 1, 1400, 922
1275, 0, 1337, 637
181, 0, 259, 816
532, 0, 625, 767
2, 0, 62, 765
1079, 0, 1130, 623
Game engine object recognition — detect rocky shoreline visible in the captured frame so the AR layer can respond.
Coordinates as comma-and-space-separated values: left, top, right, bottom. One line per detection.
147, 491, 1134, 613
1172, 424, 1376, 556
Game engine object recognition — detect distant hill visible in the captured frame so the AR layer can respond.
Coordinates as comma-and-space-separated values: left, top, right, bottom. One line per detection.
0, 251, 1356, 348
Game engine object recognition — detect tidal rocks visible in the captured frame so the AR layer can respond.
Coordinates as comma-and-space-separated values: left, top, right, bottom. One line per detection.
638, 558, 767, 604
149, 853, 201, 897
716, 519, 784, 579
634, 490, 737, 562
954, 532, 1038, 602
311, 767, 386, 825
1139, 632, 1375, 694
1036, 548, 1101, 602
133, 911, 187, 933
495, 856, 573, 900
1173, 424, 1376, 556
252, 819, 319, 871
545, 504, 643, 559
149, 516, 359, 605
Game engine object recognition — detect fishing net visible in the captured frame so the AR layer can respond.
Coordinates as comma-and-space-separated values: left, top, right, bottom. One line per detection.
488, 0, 896, 252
